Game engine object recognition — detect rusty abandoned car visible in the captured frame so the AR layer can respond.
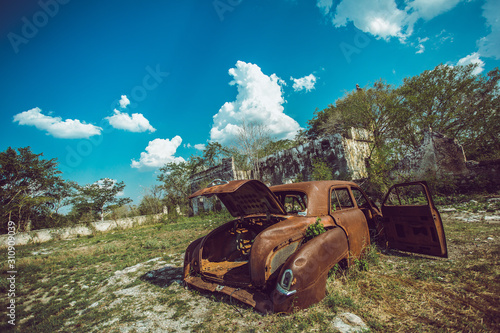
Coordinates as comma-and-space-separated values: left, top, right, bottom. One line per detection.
183, 179, 447, 313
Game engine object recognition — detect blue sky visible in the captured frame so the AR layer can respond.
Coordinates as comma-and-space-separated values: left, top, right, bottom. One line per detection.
1, 0, 499, 205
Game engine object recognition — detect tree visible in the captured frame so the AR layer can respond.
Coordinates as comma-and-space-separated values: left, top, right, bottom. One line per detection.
51, 180, 77, 215
398, 64, 500, 160
138, 185, 165, 216
0, 147, 65, 231
71, 178, 132, 221
307, 80, 404, 153
234, 120, 273, 179
202, 142, 232, 168
157, 161, 197, 215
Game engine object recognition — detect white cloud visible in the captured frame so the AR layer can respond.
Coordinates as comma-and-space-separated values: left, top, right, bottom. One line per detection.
210, 61, 301, 145
291, 74, 317, 92
106, 109, 156, 133
317, 0, 333, 15
194, 144, 206, 151
326, 0, 463, 41
331, 0, 409, 40
13, 107, 102, 139
409, 0, 461, 21
131, 136, 185, 170
119, 95, 130, 108
416, 37, 429, 54
457, 52, 485, 75
477, 0, 500, 59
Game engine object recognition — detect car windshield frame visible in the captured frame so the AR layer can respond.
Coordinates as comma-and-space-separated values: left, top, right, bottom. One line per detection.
273, 190, 308, 215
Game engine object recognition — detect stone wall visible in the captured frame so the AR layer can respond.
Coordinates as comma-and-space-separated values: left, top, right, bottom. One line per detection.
461, 159, 500, 192
397, 131, 468, 180
0, 214, 161, 248
259, 128, 373, 186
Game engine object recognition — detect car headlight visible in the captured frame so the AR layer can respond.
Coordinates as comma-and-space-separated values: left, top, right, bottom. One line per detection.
276, 269, 296, 296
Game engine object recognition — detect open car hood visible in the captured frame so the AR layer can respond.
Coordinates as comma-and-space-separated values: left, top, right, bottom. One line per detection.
189, 179, 286, 217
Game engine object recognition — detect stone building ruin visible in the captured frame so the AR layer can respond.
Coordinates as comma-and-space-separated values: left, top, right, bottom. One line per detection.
189, 128, 477, 215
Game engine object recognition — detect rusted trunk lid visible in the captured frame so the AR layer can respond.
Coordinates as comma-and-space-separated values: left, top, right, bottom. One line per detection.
189, 179, 287, 217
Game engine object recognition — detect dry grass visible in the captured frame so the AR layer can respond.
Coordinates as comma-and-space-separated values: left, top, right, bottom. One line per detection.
1, 204, 499, 332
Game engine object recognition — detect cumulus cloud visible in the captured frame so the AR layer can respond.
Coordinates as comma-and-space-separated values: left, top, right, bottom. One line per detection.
106, 109, 156, 133
331, 0, 409, 40
321, 0, 462, 40
131, 136, 185, 170
291, 74, 317, 92
119, 95, 130, 108
210, 61, 301, 146
457, 53, 485, 75
477, 0, 500, 59
13, 107, 102, 139
194, 144, 206, 150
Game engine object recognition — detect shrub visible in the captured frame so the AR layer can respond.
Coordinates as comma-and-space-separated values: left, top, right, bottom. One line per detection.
304, 217, 326, 242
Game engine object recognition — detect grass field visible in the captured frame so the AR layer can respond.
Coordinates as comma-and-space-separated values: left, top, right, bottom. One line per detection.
1, 197, 499, 332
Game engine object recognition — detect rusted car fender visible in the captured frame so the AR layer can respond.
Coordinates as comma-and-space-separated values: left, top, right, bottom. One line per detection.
271, 227, 349, 313
183, 236, 204, 279
250, 216, 319, 287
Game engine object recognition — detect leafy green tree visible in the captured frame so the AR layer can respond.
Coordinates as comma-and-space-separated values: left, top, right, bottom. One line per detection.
71, 178, 132, 221
158, 161, 198, 215
202, 142, 232, 168
306, 80, 403, 153
138, 185, 165, 216
0, 147, 65, 231
398, 64, 500, 160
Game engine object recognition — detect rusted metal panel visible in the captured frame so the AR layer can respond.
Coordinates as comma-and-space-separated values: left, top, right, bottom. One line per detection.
189, 179, 286, 217
381, 181, 448, 257
182, 179, 448, 314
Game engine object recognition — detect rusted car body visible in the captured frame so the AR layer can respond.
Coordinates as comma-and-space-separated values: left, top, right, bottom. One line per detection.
183, 179, 447, 313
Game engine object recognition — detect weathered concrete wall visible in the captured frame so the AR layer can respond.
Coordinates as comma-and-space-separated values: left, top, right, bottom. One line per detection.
259, 129, 372, 186
461, 159, 500, 192
397, 131, 468, 179
342, 128, 373, 180
0, 214, 161, 248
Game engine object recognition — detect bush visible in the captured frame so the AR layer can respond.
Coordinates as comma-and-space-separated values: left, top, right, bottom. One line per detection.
304, 218, 326, 242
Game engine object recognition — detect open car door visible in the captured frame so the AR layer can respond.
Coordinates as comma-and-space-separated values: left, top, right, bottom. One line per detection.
381, 181, 447, 258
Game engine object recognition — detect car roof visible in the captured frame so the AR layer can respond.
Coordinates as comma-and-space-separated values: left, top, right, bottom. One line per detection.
270, 180, 358, 192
